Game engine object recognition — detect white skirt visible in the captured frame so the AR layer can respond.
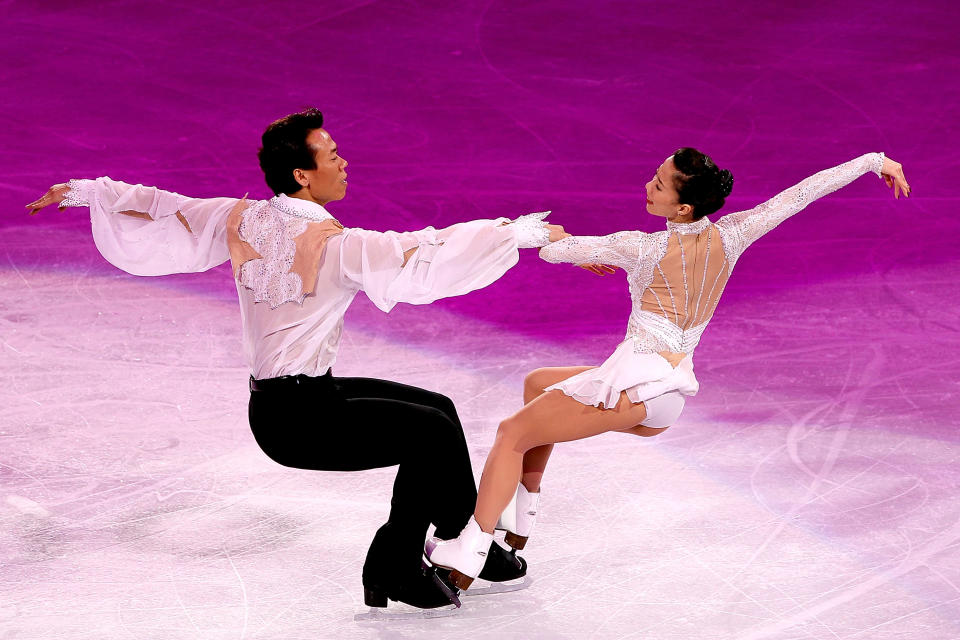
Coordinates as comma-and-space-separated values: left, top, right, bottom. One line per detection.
544, 338, 700, 409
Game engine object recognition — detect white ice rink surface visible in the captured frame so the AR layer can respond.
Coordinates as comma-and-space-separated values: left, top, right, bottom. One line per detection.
2, 225, 959, 640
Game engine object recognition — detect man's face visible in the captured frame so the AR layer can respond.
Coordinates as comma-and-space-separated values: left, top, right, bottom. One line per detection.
297, 128, 348, 206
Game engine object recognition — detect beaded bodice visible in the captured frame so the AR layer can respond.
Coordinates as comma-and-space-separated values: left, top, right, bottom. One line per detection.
625, 218, 730, 353
539, 153, 885, 355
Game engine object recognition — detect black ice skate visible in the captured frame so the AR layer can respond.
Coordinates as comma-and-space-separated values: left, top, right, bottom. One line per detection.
429, 538, 532, 597
464, 539, 532, 596
356, 565, 460, 620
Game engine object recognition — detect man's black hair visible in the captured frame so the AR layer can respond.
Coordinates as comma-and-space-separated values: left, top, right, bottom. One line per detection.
257, 108, 325, 195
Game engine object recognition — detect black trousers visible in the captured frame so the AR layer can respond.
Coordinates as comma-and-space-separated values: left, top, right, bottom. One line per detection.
248, 372, 477, 586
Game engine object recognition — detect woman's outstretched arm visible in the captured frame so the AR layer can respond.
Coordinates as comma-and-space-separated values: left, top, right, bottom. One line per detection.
715, 154, 909, 261
538, 230, 647, 270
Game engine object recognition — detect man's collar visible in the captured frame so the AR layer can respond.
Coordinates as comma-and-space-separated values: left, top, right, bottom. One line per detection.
269, 193, 334, 221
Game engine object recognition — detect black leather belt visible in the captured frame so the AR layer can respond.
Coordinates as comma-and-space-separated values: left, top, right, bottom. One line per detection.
249, 370, 333, 392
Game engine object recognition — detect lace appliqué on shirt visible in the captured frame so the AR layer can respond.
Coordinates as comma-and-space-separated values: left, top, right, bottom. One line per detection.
228, 200, 343, 309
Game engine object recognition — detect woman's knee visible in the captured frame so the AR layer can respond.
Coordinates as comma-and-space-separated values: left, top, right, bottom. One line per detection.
494, 416, 535, 453
523, 368, 554, 396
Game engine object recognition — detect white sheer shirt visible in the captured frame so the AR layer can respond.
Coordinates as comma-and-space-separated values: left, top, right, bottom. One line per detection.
63, 179, 550, 379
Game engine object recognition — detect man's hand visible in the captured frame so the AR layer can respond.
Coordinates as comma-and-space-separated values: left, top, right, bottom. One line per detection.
578, 264, 617, 276
880, 156, 910, 199
545, 223, 570, 243
25, 183, 71, 215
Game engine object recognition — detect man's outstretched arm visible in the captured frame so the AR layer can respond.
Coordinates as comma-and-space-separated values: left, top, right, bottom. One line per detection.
27, 177, 242, 276
337, 214, 565, 312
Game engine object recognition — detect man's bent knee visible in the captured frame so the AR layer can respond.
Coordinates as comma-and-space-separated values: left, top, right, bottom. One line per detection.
432, 392, 458, 422
418, 406, 463, 441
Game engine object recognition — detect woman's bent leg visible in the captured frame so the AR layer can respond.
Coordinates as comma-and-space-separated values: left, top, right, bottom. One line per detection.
474, 388, 649, 532
519, 366, 595, 492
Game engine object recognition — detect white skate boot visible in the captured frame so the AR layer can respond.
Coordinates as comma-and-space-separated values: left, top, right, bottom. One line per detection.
495, 483, 540, 550
424, 516, 493, 591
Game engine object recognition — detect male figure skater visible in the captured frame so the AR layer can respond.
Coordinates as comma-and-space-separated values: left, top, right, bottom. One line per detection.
26, 108, 566, 609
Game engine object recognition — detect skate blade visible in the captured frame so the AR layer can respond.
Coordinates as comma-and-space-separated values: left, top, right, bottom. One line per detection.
354, 603, 459, 621
463, 575, 532, 596
420, 556, 464, 608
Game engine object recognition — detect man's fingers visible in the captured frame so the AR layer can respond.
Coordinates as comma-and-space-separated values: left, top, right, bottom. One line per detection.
579, 263, 617, 275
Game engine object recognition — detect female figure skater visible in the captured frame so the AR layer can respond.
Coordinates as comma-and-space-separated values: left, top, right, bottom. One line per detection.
425, 149, 911, 589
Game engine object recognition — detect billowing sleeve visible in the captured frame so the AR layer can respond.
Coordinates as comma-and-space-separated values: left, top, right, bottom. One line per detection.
61, 177, 240, 276
338, 218, 537, 312
714, 153, 884, 260
538, 231, 646, 269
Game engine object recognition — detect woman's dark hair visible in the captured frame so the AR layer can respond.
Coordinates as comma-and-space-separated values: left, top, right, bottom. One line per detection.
258, 108, 326, 195
671, 147, 734, 219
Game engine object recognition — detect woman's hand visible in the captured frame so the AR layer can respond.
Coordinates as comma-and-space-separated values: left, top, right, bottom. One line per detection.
545, 223, 570, 242
578, 263, 617, 276
25, 183, 71, 215
880, 156, 911, 199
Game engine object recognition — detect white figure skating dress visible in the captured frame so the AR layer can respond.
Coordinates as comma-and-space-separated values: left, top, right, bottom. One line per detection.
538, 153, 885, 413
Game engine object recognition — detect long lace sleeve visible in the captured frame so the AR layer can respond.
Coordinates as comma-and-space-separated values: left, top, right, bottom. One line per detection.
538, 231, 646, 269
338, 219, 523, 312
62, 177, 240, 276
715, 153, 884, 261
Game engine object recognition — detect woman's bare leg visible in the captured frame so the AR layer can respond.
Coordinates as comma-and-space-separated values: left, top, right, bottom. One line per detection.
518, 366, 594, 491
474, 388, 650, 532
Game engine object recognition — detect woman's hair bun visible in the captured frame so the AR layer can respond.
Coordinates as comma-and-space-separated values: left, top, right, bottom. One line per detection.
717, 169, 734, 198
671, 147, 734, 219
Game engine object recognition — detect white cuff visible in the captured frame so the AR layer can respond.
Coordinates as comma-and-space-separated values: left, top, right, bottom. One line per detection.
511, 211, 551, 248
872, 152, 885, 178
61, 178, 94, 208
